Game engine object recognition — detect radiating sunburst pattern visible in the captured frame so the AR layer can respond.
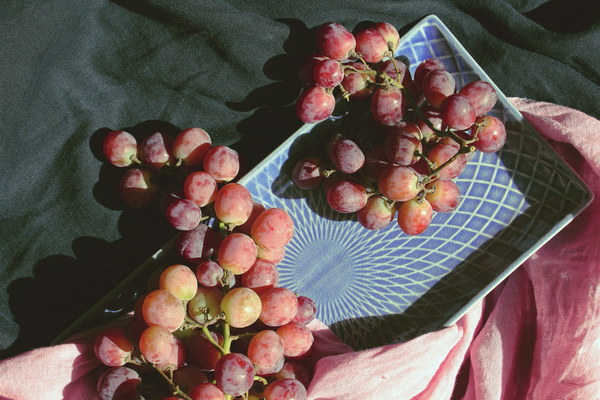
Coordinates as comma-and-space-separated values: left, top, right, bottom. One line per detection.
239, 15, 592, 349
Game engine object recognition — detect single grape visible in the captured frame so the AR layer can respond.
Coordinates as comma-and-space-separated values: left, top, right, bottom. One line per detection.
297, 54, 328, 86
422, 69, 456, 108
251, 208, 294, 251
440, 94, 476, 131
139, 325, 176, 364
370, 87, 405, 126
214, 183, 254, 227
221, 287, 262, 328
248, 330, 285, 371
384, 131, 422, 166
354, 28, 388, 63
142, 289, 186, 331
293, 296, 317, 325
93, 327, 133, 367
187, 286, 223, 325
196, 260, 224, 287
275, 361, 312, 388
259, 287, 299, 327
255, 354, 285, 376
176, 223, 221, 263
356, 195, 395, 230
203, 145, 240, 182
214, 353, 255, 396
190, 383, 225, 400
314, 22, 356, 60
157, 336, 186, 371
459, 80, 497, 116
218, 233, 257, 275
295, 86, 335, 124
264, 378, 307, 400
159, 264, 198, 301
373, 21, 399, 51
328, 135, 365, 174
472, 115, 507, 153
173, 366, 209, 393
183, 171, 218, 207
413, 58, 445, 89
276, 322, 314, 358
166, 198, 202, 231
340, 62, 374, 100
326, 179, 368, 213
173, 127, 212, 166
377, 165, 420, 202
397, 198, 433, 235
427, 143, 467, 180
120, 167, 158, 208
103, 130, 138, 167
313, 58, 344, 88
184, 330, 223, 370
96, 367, 140, 400
241, 258, 279, 294
257, 245, 286, 265
425, 180, 461, 212
140, 131, 174, 168
292, 157, 323, 190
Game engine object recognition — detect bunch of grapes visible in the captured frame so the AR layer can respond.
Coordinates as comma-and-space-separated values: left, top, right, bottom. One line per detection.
99, 128, 316, 399
292, 21, 507, 235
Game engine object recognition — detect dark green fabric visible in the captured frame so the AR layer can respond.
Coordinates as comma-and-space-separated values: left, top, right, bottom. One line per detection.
1, 0, 598, 358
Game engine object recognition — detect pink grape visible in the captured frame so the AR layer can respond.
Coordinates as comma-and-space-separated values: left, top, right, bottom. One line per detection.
328, 135, 365, 174
472, 115, 507, 153
120, 167, 158, 208
384, 131, 422, 166
459, 80, 497, 116
203, 145, 240, 182
159, 264, 198, 301
264, 378, 307, 400
103, 130, 138, 167
185, 331, 223, 370
93, 327, 133, 367
315, 22, 356, 60
221, 287, 262, 328
96, 367, 140, 400
293, 296, 317, 325
295, 86, 335, 124
377, 165, 420, 201
183, 171, 218, 207
187, 286, 223, 325
190, 383, 225, 400
173, 366, 209, 392
139, 325, 176, 364
428, 143, 467, 180
326, 179, 368, 213
292, 157, 323, 190
370, 87, 405, 126
214, 183, 253, 227
313, 58, 344, 88
157, 337, 185, 370
341, 62, 374, 100
397, 198, 433, 235
354, 28, 388, 63
241, 258, 279, 294
142, 289, 186, 331
166, 198, 202, 231
248, 330, 285, 371
235, 202, 266, 235
373, 21, 399, 51
196, 260, 224, 287
140, 132, 174, 168
356, 195, 395, 230
275, 362, 312, 388
257, 245, 286, 265
255, 354, 285, 376
251, 208, 294, 251
422, 69, 456, 108
177, 223, 221, 263
215, 353, 255, 396
413, 58, 445, 89
259, 287, 299, 327
440, 94, 476, 130
218, 233, 257, 275
276, 322, 314, 358
425, 180, 461, 213
416, 106, 443, 140
173, 127, 212, 166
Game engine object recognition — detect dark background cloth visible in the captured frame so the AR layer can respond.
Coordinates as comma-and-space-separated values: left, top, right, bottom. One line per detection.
1, 0, 598, 359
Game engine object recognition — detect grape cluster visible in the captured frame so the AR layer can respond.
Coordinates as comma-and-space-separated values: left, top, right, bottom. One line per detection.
292, 21, 507, 235
99, 128, 316, 399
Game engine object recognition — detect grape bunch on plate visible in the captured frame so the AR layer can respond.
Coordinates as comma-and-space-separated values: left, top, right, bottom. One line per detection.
98, 128, 316, 399
292, 21, 507, 235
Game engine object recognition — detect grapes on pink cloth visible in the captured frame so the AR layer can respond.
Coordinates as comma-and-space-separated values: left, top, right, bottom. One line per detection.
93, 327, 133, 367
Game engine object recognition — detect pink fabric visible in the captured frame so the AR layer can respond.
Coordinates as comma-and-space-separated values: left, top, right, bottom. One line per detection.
1, 98, 599, 400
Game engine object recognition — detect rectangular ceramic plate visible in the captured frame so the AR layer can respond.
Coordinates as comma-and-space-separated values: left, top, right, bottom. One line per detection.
54, 15, 592, 349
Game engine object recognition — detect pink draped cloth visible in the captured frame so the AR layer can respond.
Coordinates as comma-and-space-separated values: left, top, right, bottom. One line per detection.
1, 98, 599, 400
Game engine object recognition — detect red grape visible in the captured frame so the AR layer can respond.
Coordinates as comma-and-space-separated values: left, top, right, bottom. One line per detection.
214, 183, 254, 227
203, 145, 240, 182
313, 58, 344, 88
142, 289, 186, 331
241, 258, 279, 294
295, 86, 335, 124
354, 28, 388, 63
373, 21, 399, 51
187, 286, 223, 325
196, 260, 224, 287
384, 131, 422, 166
165, 198, 202, 231
251, 208, 294, 251
139, 325, 176, 364
173, 127, 212, 166
275, 362, 312, 388
377, 165, 420, 201
103, 130, 138, 168
315, 22, 356, 60
248, 330, 285, 371
173, 366, 209, 392
356, 195, 395, 230
264, 378, 307, 400
459, 80, 497, 116
235, 202, 266, 235
425, 180, 461, 213
157, 336, 186, 370
376, 58, 411, 87
422, 69, 456, 108
184, 331, 223, 370
214, 353, 255, 396
292, 157, 323, 190
140, 132, 174, 168
120, 167, 158, 208
397, 198, 433, 235
276, 322, 314, 358
176, 223, 221, 263
159, 264, 198, 301
440, 94, 476, 130
427, 143, 467, 180
221, 287, 262, 328
183, 171, 218, 207
96, 367, 140, 400
370, 87, 405, 126
297, 54, 327, 86
413, 58, 445, 89
257, 245, 286, 265
218, 233, 257, 275
472, 115, 506, 153
259, 287, 299, 327
190, 383, 225, 400
326, 179, 368, 213
328, 135, 365, 174
341, 62, 374, 100
293, 296, 316, 325
94, 327, 133, 367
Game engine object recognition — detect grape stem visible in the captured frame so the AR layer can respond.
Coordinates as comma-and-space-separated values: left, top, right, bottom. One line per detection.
153, 365, 193, 400
202, 325, 228, 355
